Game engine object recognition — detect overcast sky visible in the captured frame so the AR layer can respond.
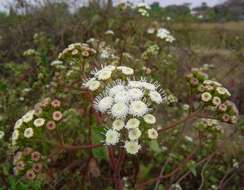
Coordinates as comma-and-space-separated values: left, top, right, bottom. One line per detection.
0, 0, 227, 11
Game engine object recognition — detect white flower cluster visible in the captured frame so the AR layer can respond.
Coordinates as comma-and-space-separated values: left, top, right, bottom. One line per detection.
85, 65, 165, 155
136, 3, 150, 17
156, 28, 175, 43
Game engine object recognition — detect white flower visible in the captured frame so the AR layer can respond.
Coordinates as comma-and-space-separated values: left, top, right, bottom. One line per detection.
117, 66, 134, 75
212, 96, 221, 106
156, 28, 175, 42
112, 119, 125, 131
12, 130, 19, 141
22, 110, 35, 123
185, 135, 193, 142
124, 141, 141, 155
128, 128, 142, 140
143, 114, 156, 124
97, 70, 112, 81
105, 129, 120, 145
128, 88, 143, 100
108, 84, 125, 97
111, 102, 128, 118
149, 91, 163, 104
129, 100, 148, 117
0, 131, 4, 139
201, 92, 212, 102
87, 80, 101, 91
33, 118, 45, 127
203, 80, 222, 87
147, 128, 158, 139
114, 90, 130, 103
142, 82, 156, 91
95, 96, 113, 113
128, 81, 143, 88
105, 30, 114, 35
24, 128, 34, 138
216, 87, 231, 96
14, 119, 23, 129
126, 118, 140, 129
147, 27, 155, 34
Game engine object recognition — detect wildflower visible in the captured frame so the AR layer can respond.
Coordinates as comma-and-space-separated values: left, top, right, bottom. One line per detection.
33, 118, 45, 127
126, 118, 140, 129
112, 119, 125, 131
105, 129, 120, 145
0, 130, 4, 139
128, 128, 142, 140
31, 151, 41, 161
128, 88, 143, 100
52, 111, 63, 121
222, 114, 230, 122
46, 121, 56, 130
230, 116, 238, 124
147, 27, 155, 34
147, 128, 158, 139
216, 87, 231, 96
105, 30, 114, 35
108, 84, 125, 97
22, 110, 35, 123
16, 161, 25, 170
129, 100, 148, 117
143, 114, 156, 124
201, 92, 212, 102
14, 119, 23, 129
24, 128, 34, 138
190, 78, 199, 86
185, 135, 193, 142
95, 96, 113, 113
32, 163, 42, 173
117, 66, 134, 75
111, 102, 128, 118
26, 170, 36, 180
114, 90, 130, 103
23, 147, 33, 156
124, 141, 141, 155
149, 91, 163, 104
218, 104, 227, 112
212, 96, 221, 106
51, 99, 61, 108
97, 70, 112, 81
12, 130, 19, 141
82, 50, 90, 57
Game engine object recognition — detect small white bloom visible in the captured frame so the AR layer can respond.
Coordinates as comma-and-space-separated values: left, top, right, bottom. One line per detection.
14, 119, 23, 129
128, 81, 143, 89
105, 129, 120, 145
142, 82, 156, 91
33, 118, 45, 127
212, 96, 221, 106
108, 84, 125, 97
95, 96, 113, 113
201, 92, 212, 102
24, 128, 34, 138
111, 102, 128, 118
114, 90, 130, 103
97, 70, 112, 81
126, 118, 140, 129
0, 131, 4, 139
128, 88, 143, 100
12, 130, 19, 141
129, 100, 148, 117
88, 80, 101, 91
128, 128, 142, 140
185, 135, 193, 142
149, 91, 163, 104
22, 110, 35, 123
147, 27, 155, 34
124, 141, 141, 154
112, 119, 125, 131
143, 114, 156, 124
147, 128, 158, 139
216, 87, 231, 96
117, 66, 134, 75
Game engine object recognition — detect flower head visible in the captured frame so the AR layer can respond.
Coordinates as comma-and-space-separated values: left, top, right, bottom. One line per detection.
105, 129, 120, 145
149, 91, 163, 104
147, 128, 158, 139
33, 118, 45, 127
143, 114, 156, 124
94, 96, 113, 113
128, 128, 142, 140
201, 92, 212, 102
126, 118, 140, 129
24, 128, 34, 138
129, 100, 148, 117
124, 141, 141, 155
111, 102, 128, 118
112, 119, 125, 131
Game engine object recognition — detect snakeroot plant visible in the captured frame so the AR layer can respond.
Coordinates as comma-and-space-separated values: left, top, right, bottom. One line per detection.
83, 65, 165, 155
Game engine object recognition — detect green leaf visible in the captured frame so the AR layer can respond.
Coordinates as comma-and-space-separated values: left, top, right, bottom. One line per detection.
92, 126, 107, 160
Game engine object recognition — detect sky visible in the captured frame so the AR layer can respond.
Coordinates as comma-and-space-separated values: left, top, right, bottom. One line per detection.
0, 0, 227, 12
